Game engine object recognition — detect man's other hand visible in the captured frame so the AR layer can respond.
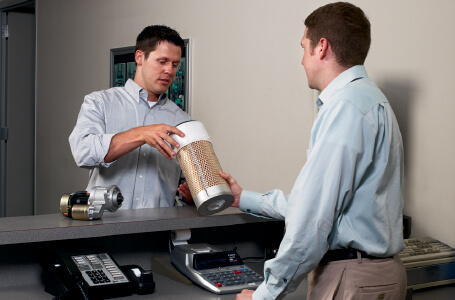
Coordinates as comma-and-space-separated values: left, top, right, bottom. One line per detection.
142, 124, 185, 160
104, 124, 185, 163
219, 171, 242, 208
178, 182, 193, 204
236, 289, 254, 300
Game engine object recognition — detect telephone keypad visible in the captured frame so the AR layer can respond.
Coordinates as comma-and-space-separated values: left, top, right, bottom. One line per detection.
71, 253, 129, 286
86, 270, 111, 284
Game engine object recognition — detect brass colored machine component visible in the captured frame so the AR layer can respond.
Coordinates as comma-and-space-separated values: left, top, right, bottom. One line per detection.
60, 185, 123, 220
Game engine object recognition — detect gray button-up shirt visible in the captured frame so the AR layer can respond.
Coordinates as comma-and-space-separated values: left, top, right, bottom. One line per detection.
69, 79, 191, 209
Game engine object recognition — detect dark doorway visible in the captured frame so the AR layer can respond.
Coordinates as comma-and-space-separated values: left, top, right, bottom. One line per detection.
0, 0, 35, 217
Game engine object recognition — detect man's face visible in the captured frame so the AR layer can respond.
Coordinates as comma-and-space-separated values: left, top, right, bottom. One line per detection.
135, 41, 181, 101
300, 28, 318, 90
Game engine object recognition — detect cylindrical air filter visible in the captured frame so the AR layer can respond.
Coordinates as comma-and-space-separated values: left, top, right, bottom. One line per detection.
171, 121, 234, 215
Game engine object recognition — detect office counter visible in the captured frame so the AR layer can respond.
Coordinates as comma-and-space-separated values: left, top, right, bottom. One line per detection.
0, 206, 291, 299
1, 206, 453, 299
0, 206, 274, 245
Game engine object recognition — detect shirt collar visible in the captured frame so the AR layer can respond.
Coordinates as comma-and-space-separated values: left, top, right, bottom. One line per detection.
124, 79, 168, 106
317, 65, 368, 107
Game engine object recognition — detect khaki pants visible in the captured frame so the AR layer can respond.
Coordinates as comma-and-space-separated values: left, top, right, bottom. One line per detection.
307, 254, 407, 300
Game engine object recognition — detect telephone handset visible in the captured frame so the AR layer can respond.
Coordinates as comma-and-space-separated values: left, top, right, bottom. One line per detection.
40, 247, 155, 299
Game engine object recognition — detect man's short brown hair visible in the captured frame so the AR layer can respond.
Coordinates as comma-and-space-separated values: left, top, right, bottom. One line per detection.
304, 2, 371, 67
135, 25, 184, 60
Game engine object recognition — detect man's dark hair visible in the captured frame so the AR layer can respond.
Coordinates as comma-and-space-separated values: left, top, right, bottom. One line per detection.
304, 2, 371, 67
135, 25, 184, 59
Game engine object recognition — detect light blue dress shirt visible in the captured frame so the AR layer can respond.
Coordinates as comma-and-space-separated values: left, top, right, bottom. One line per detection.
69, 79, 191, 209
240, 66, 405, 299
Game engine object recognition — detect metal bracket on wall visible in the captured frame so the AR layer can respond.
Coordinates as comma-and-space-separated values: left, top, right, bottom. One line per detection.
1, 24, 7, 38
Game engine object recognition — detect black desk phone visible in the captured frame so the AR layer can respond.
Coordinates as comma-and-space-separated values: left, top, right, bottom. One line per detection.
40, 246, 155, 300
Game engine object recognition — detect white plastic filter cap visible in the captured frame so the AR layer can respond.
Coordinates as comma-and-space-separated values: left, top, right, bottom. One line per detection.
170, 121, 211, 153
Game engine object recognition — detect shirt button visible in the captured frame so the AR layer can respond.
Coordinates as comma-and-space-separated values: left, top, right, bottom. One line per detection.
136, 197, 140, 201
139, 175, 143, 179
378, 293, 385, 299
142, 153, 147, 157
283, 278, 287, 283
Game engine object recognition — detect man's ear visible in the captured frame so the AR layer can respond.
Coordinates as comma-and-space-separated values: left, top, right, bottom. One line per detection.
317, 38, 330, 60
135, 50, 144, 65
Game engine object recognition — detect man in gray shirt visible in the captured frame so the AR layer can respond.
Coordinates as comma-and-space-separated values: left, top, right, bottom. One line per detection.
69, 25, 192, 209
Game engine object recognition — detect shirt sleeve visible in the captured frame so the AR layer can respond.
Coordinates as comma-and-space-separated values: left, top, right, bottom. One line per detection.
245, 100, 375, 299
69, 93, 115, 168
240, 190, 288, 220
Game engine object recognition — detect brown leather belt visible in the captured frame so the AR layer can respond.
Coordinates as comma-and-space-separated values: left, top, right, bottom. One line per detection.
320, 248, 392, 264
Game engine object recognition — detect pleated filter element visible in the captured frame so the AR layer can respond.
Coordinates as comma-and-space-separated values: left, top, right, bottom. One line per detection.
171, 121, 233, 215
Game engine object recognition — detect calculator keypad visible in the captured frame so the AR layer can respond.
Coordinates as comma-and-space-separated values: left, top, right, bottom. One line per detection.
199, 266, 263, 289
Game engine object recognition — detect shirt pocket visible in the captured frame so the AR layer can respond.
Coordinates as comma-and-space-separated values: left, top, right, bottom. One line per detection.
157, 155, 181, 204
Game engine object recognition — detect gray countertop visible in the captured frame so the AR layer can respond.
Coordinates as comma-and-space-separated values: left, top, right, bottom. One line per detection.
0, 206, 275, 245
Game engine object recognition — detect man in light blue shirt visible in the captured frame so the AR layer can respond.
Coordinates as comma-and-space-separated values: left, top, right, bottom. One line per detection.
69, 25, 192, 209
221, 3, 407, 299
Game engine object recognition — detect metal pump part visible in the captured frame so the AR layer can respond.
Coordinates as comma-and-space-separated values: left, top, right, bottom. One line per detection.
60, 185, 123, 220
